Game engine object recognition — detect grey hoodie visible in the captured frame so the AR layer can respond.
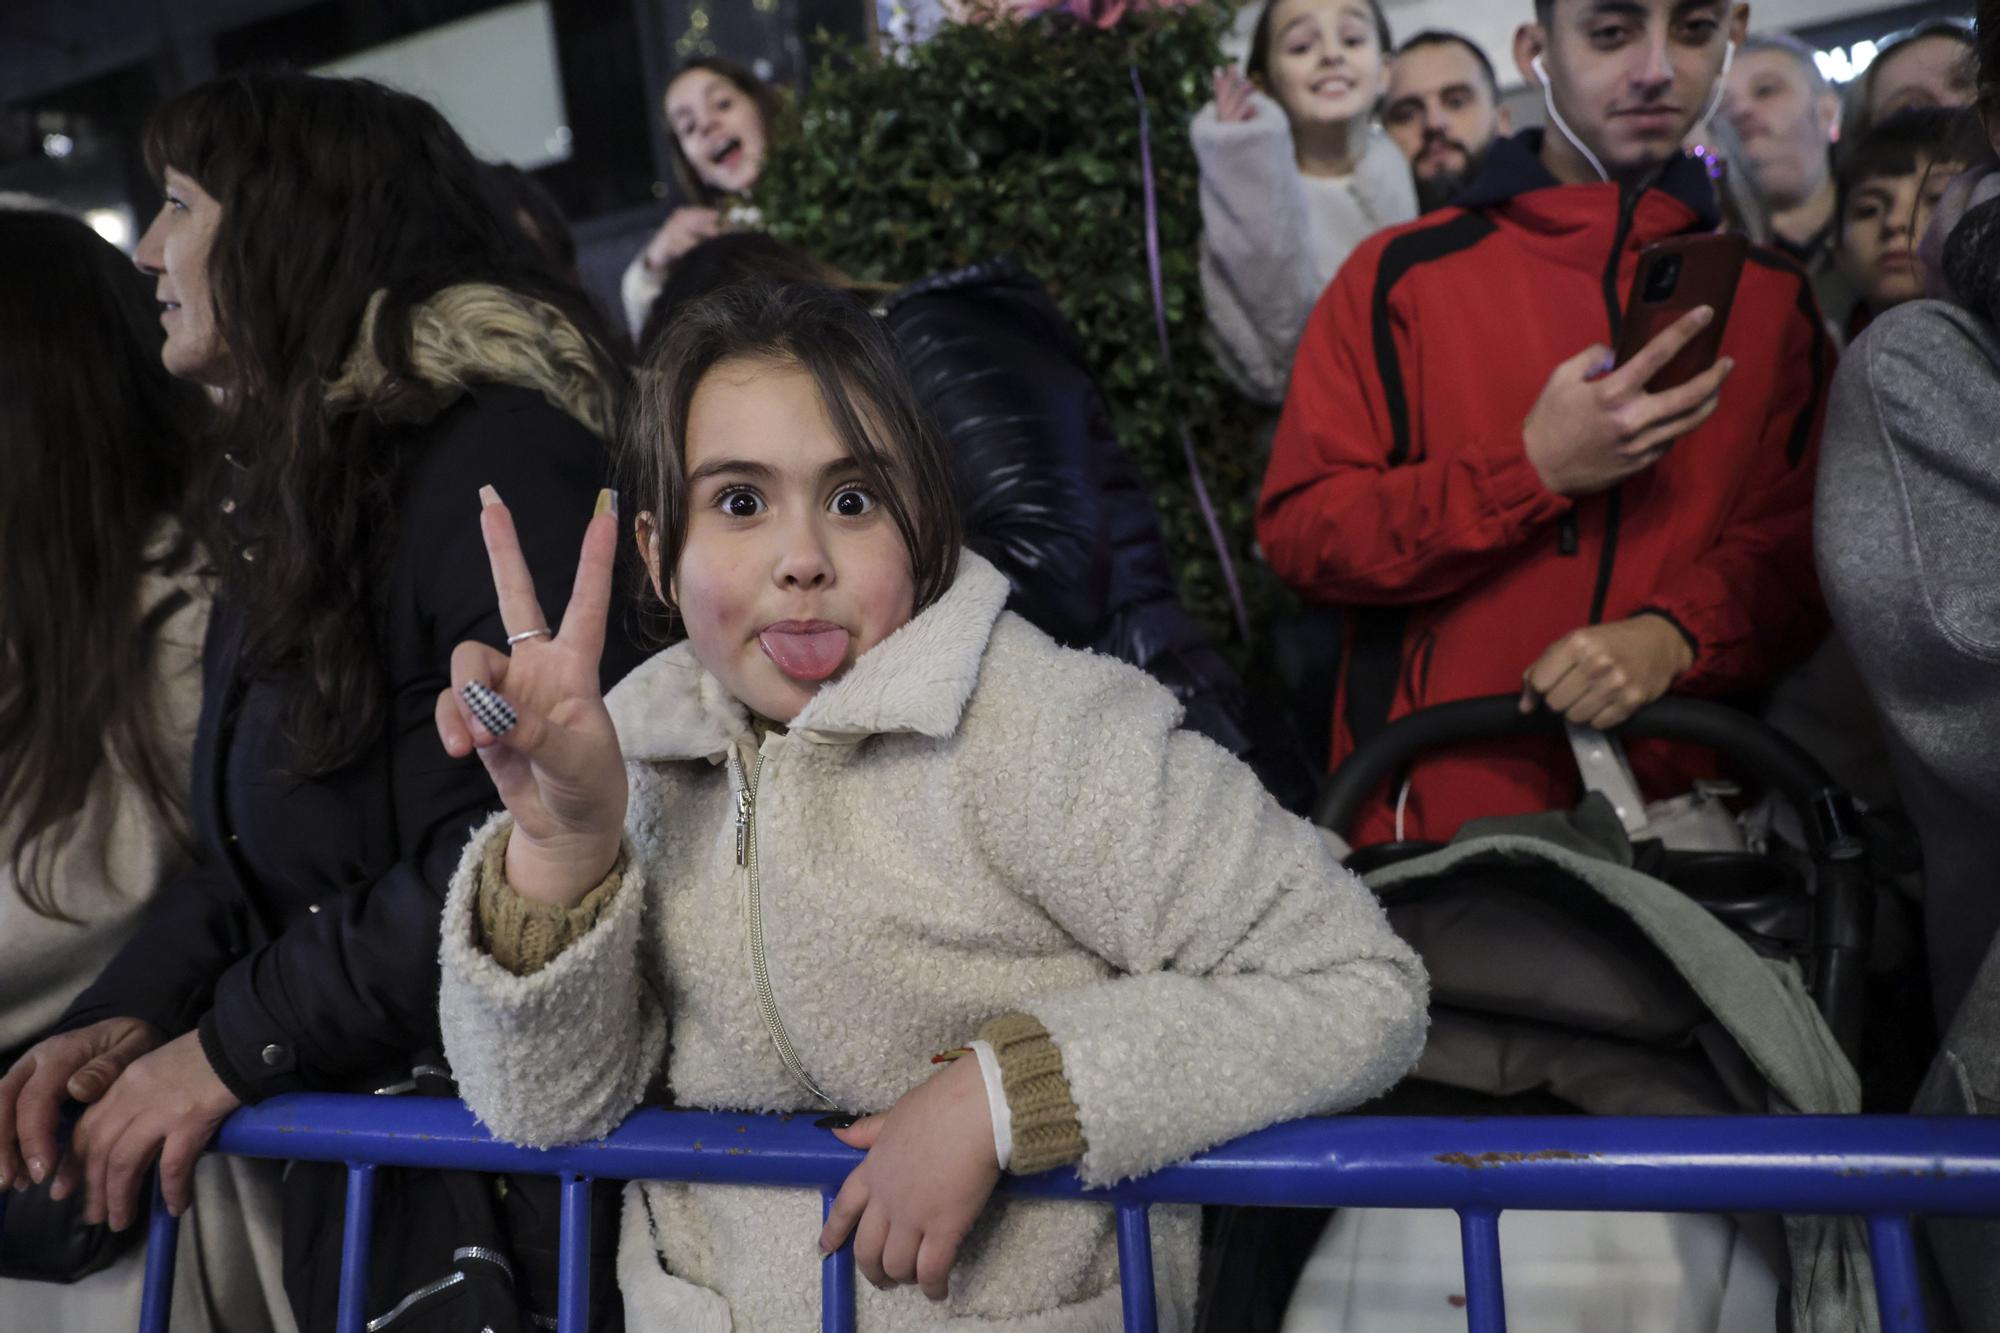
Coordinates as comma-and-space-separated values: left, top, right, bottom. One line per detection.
1818, 297, 2000, 1027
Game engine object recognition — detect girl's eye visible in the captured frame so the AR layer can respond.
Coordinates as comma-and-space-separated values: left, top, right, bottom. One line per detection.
718, 487, 766, 518
165, 194, 187, 213
830, 487, 875, 518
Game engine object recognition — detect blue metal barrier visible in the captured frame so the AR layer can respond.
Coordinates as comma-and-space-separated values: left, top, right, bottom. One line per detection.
117, 1097, 2000, 1333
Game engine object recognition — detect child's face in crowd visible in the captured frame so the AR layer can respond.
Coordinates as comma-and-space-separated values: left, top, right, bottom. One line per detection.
666, 68, 766, 196
1530, 0, 1744, 178
1723, 49, 1838, 210
666, 357, 916, 724
1840, 157, 1966, 312
1260, 0, 1388, 130
134, 167, 230, 389
1869, 36, 1978, 122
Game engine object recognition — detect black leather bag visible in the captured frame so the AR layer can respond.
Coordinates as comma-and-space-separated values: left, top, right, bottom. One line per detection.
0, 1168, 139, 1284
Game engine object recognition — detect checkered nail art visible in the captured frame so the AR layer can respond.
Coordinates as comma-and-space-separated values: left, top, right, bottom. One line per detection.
461, 681, 517, 738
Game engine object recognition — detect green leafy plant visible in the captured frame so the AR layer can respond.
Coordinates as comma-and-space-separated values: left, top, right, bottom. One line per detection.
754, 2, 1288, 647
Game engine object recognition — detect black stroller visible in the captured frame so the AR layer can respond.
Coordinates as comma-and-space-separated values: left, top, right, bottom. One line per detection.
1195, 694, 1877, 1333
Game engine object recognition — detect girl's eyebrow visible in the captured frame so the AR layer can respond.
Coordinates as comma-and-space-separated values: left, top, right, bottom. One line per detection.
687, 457, 775, 486
685, 456, 864, 487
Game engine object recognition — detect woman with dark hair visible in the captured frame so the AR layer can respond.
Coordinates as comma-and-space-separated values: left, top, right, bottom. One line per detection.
0, 70, 643, 1327
0, 207, 289, 1330
617, 57, 781, 339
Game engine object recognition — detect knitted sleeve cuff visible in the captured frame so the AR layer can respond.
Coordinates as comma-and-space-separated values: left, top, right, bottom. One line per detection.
976, 1012, 1085, 1175
474, 823, 628, 977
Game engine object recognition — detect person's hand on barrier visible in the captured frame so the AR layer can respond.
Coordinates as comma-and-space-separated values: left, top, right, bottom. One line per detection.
1212, 67, 1259, 123
818, 1055, 1001, 1302
60, 1030, 236, 1230
434, 487, 628, 909
642, 206, 723, 274
1520, 614, 1695, 730
0, 1016, 161, 1195
1522, 307, 1735, 497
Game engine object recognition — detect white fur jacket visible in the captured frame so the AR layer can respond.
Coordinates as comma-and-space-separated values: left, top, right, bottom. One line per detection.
1194, 91, 1419, 406
438, 551, 1427, 1331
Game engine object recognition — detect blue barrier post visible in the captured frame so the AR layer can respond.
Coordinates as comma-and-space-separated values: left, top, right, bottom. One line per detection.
1115, 1203, 1157, 1333
558, 1174, 591, 1331
138, 1175, 179, 1333
1869, 1214, 1927, 1333
1458, 1207, 1506, 1333
335, 1164, 376, 1333
819, 1190, 856, 1333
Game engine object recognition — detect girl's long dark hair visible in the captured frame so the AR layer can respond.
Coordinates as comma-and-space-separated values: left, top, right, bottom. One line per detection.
0, 209, 206, 920
145, 70, 623, 774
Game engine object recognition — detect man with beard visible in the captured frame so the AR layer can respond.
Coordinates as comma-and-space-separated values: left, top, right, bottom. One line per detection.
1383, 31, 1513, 212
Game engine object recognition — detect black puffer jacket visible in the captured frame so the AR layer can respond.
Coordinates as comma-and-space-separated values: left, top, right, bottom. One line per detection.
883, 259, 1317, 812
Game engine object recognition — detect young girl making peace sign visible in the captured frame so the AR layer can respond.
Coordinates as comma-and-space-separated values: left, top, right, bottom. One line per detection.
433, 280, 1427, 1328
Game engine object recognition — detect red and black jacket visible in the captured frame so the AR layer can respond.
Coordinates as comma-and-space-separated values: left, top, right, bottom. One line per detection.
1258, 131, 1834, 844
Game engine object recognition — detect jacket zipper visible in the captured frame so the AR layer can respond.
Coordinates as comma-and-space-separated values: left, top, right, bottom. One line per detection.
1577, 183, 1646, 618
730, 746, 840, 1112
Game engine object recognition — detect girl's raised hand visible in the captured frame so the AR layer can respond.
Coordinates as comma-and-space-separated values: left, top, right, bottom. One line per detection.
1212, 67, 1258, 123
434, 486, 630, 907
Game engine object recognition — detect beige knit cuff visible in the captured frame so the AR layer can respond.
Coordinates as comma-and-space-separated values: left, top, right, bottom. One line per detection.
474, 823, 628, 977
976, 1012, 1085, 1175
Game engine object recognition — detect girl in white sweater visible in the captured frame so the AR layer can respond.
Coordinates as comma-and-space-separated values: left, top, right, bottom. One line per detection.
433, 279, 1426, 1328
1196, 0, 1418, 405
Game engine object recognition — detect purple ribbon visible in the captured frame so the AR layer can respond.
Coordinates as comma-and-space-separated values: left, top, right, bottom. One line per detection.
1130, 63, 1252, 646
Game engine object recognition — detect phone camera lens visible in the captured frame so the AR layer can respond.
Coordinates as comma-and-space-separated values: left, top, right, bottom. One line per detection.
1645, 255, 1683, 303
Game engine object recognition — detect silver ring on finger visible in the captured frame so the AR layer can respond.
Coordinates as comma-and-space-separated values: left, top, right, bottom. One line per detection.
505, 627, 554, 647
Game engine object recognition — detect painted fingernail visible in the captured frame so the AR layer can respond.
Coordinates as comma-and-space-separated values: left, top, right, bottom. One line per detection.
594, 487, 619, 519
479, 484, 502, 508
27, 1157, 45, 1185
814, 1114, 857, 1130
461, 681, 517, 738
48, 1178, 68, 1201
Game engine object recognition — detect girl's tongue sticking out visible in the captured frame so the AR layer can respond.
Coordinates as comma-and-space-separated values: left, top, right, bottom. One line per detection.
759, 621, 851, 683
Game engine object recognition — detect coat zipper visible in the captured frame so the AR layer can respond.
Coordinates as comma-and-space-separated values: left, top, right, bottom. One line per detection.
730, 746, 840, 1112
1577, 183, 1646, 618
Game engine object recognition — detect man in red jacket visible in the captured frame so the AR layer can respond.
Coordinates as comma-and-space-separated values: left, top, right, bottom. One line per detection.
1258, 0, 1833, 845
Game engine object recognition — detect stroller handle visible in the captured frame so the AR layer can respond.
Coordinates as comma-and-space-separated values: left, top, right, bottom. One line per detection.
1311, 694, 1871, 1056
1311, 695, 1859, 854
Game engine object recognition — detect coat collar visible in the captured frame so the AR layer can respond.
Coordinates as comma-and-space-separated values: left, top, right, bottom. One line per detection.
1454, 128, 1721, 233
607, 550, 1013, 762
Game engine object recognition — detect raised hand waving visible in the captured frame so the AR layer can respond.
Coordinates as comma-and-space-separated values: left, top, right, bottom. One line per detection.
434, 485, 630, 907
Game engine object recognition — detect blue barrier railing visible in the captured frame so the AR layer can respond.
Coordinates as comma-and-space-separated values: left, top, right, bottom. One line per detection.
109, 1097, 2000, 1333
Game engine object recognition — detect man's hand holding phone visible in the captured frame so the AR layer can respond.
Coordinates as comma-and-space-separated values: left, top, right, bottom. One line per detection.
1522, 306, 1736, 497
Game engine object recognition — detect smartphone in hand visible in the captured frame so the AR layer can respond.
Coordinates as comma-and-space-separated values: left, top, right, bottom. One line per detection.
1615, 233, 1749, 393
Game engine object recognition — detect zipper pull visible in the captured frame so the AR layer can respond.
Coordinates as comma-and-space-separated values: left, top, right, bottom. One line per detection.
735, 785, 751, 866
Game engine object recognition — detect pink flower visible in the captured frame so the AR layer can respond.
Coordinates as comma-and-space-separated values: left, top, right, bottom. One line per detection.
1066, 0, 1131, 26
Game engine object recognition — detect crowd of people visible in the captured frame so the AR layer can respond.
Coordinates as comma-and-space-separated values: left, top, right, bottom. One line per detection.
0, 0, 1994, 1329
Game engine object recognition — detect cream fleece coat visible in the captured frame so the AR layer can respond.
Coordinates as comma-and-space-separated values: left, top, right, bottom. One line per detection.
1194, 92, 1418, 406
438, 552, 1427, 1331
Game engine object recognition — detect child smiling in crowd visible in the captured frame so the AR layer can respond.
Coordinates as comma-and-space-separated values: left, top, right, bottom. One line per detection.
432, 279, 1427, 1327
1195, 0, 1417, 406
618, 57, 778, 340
